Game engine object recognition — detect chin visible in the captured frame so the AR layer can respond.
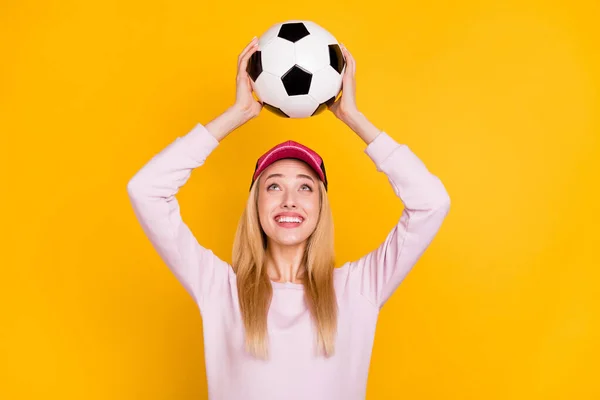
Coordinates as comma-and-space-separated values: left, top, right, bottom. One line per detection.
264, 226, 313, 247
270, 234, 309, 247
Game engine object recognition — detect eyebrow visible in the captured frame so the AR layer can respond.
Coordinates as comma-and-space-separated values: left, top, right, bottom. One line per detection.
265, 173, 315, 183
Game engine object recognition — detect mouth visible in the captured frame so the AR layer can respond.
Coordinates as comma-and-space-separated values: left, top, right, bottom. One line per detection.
274, 214, 304, 228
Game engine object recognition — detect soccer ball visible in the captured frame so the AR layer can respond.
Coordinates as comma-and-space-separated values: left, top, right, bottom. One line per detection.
246, 20, 346, 118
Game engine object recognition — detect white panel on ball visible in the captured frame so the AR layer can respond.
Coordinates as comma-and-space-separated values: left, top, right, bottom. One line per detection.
253, 72, 289, 108
280, 95, 319, 118
261, 37, 295, 77
295, 34, 330, 73
309, 66, 344, 104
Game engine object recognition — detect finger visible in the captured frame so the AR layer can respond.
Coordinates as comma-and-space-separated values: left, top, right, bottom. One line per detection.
341, 45, 355, 76
347, 51, 356, 76
238, 42, 259, 76
239, 37, 258, 60
238, 37, 259, 69
238, 41, 259, 75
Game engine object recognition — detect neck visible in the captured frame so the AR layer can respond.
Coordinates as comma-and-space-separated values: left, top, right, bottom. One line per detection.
265, 241, 307, 284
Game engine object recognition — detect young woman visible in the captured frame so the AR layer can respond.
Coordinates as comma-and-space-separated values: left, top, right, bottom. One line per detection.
127, 37, 450, 400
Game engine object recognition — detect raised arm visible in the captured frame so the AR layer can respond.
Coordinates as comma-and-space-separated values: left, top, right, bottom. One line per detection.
127, 122, 229, 306
347, 132, 450, 308
330, 45, 450, 308
126, 37, 263, 308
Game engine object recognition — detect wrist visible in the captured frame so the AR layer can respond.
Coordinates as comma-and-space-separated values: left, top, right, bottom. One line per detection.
205, 106, 250, 142
340, 110, 381, 145
229, 104, 257, 123
339, 108, 362, 124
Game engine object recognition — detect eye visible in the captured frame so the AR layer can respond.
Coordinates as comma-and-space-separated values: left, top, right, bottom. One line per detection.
267, 183, 312, 191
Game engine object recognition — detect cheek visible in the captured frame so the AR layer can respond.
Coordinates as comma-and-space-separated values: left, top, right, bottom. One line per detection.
257, 197, 276, 223
303, 197, 320, 217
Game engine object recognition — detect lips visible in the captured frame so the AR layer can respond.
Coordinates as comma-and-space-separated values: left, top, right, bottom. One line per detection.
274, 212, 304, 222
274, 212, 304, 227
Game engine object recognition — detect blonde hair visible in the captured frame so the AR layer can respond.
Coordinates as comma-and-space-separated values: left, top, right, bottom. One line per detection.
231, 171, 337, 359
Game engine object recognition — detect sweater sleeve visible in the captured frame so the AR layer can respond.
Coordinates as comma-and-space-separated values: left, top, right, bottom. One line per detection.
126, 122, 232, 308
347, 131, 451, 309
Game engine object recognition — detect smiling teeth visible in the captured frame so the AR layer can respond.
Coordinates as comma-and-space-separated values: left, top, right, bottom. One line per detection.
277, 216, 302, 223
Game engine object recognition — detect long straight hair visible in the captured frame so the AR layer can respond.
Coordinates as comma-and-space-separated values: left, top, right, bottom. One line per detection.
231, 171, 337, 359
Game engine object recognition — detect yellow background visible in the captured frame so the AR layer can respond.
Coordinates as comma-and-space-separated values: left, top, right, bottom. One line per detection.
1, 0, 598, 398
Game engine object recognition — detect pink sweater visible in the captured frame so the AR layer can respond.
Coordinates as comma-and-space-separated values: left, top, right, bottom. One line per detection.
127, 122, 450, 400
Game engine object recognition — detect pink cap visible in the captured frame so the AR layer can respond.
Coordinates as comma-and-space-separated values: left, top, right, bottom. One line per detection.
251, 140, 328, 191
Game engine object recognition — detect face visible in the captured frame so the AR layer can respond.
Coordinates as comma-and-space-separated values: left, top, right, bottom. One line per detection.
257, 159, 321, 248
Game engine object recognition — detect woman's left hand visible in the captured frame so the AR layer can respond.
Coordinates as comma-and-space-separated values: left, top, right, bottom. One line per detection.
328, 44, 359, 121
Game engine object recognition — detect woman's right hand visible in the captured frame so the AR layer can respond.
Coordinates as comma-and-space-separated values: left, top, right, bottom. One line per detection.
233, 37, 263, 120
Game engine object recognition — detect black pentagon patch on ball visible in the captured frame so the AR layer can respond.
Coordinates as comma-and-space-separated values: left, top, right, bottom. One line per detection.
264, 103, 290, 118
278, 22, 310, 43
246, 50, 262, 82
311, 96, 336, 116
281, 65, 312, 96
329, 44, 345, 74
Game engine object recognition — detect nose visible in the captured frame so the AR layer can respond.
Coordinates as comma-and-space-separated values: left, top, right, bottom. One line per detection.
281, 192, 297, 209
